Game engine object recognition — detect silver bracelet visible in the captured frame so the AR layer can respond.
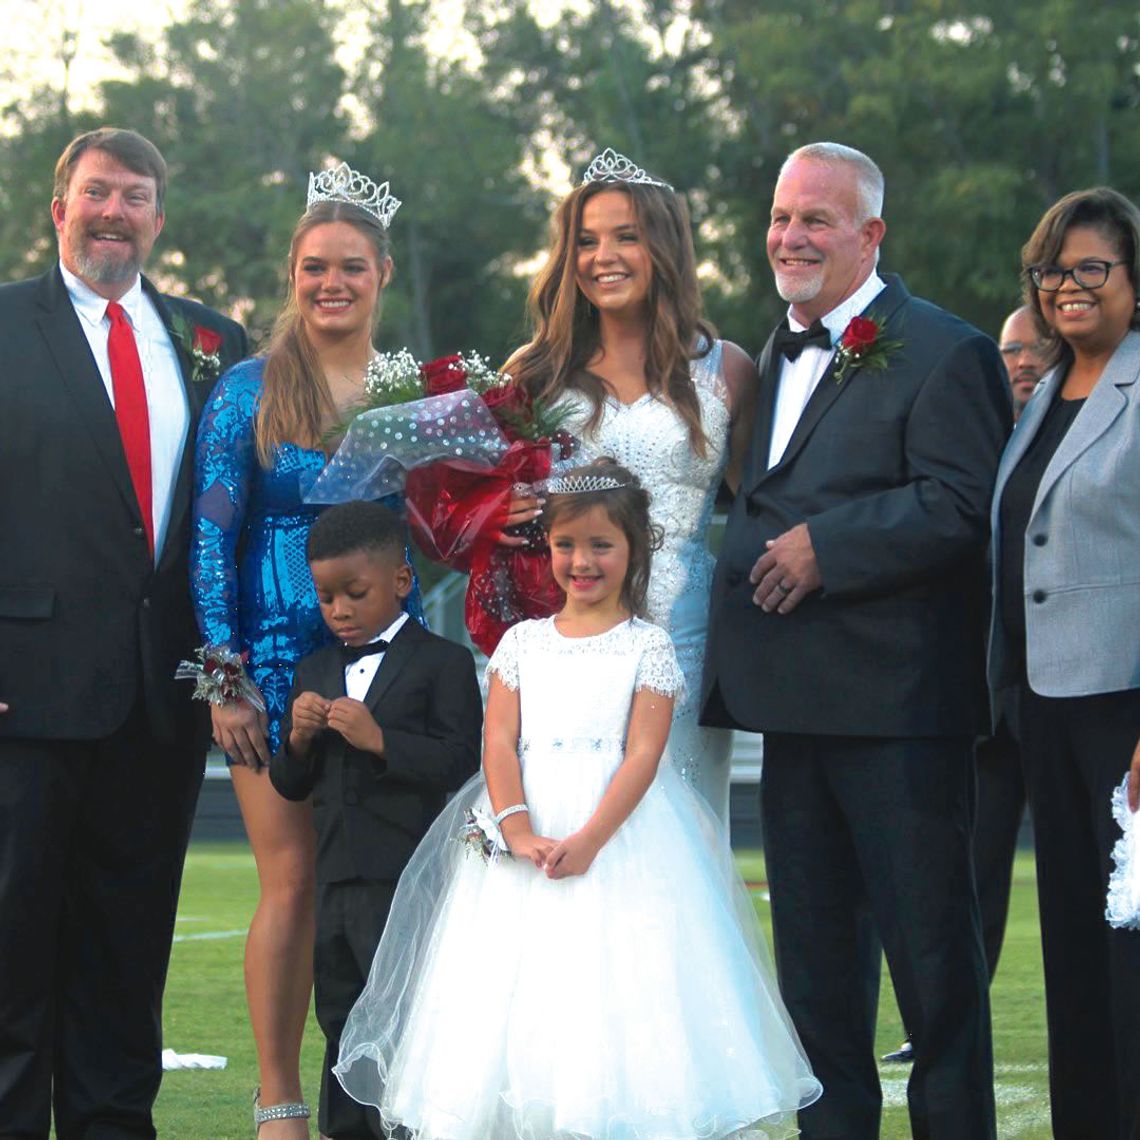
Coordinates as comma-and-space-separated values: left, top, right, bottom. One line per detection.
493, 803, 529, 825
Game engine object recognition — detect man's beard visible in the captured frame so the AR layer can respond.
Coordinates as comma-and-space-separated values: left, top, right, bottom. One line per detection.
773, 265, 824, 305
71, 233, 141, 285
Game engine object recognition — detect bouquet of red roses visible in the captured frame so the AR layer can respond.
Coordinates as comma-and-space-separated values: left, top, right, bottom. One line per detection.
306, 352, 573, 654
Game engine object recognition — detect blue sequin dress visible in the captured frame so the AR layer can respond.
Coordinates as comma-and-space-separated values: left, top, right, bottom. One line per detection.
190, 357, 425, 756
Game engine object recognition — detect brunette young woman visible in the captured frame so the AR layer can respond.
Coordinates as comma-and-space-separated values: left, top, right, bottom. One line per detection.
501, 149, 757, 826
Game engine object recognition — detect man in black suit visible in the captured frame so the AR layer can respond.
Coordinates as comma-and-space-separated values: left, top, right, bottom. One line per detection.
0, 128, 247, 1138
703, 142, 1009, 1139
271, 500, 482, 1139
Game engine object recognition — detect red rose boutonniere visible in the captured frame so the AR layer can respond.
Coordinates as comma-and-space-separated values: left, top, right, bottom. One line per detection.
171, 314, 224, 384
833, 313, 901, 384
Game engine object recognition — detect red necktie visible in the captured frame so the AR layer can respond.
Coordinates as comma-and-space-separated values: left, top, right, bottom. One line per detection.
106, 301, 154, 555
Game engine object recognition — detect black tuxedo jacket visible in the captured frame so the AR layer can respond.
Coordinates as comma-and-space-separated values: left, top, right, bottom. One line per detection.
0, 266, 248, 742
270, 620, 483, 883
703, 275, 1011, 738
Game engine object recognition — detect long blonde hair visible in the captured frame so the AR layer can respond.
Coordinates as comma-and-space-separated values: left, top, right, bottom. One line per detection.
506, 180, 714, 455
255, 200, 391, 466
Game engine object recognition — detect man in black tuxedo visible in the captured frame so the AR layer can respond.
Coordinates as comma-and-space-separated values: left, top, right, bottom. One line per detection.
703, 142, 1009, 1139
0, 128, 247, 1138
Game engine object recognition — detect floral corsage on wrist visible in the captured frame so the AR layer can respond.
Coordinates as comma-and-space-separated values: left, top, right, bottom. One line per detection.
170, 314, 224, 385
175, 646, 265, 710
458, 806, 515, 864
833, 313, 901, 384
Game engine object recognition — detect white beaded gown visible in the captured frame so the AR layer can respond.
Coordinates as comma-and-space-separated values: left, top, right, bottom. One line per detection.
554, 341, 734, 822
334, 617, 820, 1140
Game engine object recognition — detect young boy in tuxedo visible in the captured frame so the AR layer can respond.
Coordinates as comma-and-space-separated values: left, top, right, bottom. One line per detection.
270, 500, 482, 1139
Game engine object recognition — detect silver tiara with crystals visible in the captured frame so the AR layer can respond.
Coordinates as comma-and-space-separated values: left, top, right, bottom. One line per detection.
307, 162, 401, 229
581, 147, 673, 191
544, 472, 631, 495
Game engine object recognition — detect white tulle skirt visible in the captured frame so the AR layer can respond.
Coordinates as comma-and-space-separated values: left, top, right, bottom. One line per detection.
335, 749, 820, 1140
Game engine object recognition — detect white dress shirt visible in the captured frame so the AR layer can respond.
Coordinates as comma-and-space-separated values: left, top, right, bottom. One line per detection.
343, 612, 410, 700
61, 265, 190, 561
767, 272, 886, 469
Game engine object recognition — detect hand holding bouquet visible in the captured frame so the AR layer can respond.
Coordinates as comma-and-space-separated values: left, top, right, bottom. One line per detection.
306, 351, 574, 654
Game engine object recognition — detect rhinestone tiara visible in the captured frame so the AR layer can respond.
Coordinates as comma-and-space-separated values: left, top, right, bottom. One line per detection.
307, 162, 401, 229
581, 147, 672, 191
545, 473, 631, 494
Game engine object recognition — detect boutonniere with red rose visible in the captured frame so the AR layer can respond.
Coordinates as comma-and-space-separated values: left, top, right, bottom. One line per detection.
833, 313, 901, 384
170, 313, 224, 385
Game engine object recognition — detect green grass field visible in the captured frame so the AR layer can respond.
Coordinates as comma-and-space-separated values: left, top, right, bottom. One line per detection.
157, 844, 1051, 1138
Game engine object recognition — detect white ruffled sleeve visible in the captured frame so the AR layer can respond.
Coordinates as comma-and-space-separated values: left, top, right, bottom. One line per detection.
1106, 773, 1140, 931
485, 623, 521, 692
634, 622, 686, 699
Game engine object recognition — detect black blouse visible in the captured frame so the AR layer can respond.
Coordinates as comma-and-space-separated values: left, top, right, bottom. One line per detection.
998, 392, 1086, 665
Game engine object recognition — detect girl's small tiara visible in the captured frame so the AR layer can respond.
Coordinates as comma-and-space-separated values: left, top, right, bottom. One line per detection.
544, 473, 631, 494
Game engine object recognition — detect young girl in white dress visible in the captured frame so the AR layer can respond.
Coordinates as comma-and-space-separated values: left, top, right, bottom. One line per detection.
334, 460, 821, 1139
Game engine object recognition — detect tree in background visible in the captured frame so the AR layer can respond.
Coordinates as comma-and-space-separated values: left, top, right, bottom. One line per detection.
0, 0, 1136, 353
98, 0, 348, 337
347, 0, 547, 361
692, 0, 1140, 335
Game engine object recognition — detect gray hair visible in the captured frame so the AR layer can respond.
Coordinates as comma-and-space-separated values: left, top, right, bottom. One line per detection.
782, 142, 885, 221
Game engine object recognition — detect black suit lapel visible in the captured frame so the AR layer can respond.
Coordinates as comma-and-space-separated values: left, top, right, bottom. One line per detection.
742, 333, 781, 491
147, 285, 207, 417
753, 276, 911, 486
364, 620, 425, 711
34, 268, 142, 524
316, 644, 349, 699
146, 284, 204, 569
762, 349, 848, 478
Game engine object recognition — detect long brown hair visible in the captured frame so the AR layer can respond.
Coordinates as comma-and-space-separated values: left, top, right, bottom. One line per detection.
506, 180, 715, 456
255, 200, 391, 466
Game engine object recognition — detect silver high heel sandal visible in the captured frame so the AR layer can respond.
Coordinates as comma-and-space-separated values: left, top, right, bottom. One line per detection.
253, 1087, 310, 1132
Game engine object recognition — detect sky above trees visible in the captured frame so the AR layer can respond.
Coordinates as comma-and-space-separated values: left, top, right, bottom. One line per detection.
2, 0, 1137, 362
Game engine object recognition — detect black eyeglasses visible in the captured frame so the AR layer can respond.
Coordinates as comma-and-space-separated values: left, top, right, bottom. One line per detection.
999, 340, 1050, 358
1029, 259, 1128, 291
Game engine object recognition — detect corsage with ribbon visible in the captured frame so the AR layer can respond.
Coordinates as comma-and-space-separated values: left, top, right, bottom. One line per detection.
458, 806, 514, 864
175, 646, 266, 710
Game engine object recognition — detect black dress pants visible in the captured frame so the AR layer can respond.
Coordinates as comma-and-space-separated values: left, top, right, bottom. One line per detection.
972, 724, 1026, 981
314, 878, 397, 1140
761, 733, 995, 1140
0, 701, 203, 1140
1015, 683, 1140, 1140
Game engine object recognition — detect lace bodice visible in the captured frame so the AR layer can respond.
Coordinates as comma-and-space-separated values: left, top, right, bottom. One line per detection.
554, 341, 730, 629
487, 617, 684, 755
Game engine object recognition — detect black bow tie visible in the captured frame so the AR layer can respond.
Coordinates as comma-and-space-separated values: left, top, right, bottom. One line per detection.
341, 639, 389, 664
774, 319, 832, 361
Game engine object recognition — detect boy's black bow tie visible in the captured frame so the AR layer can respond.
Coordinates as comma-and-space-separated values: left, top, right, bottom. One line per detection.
341, 639, 389, 664
774, 319, 832, 361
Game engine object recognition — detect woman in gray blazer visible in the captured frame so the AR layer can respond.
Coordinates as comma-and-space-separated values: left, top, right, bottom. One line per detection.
989, 187, 1140, 1140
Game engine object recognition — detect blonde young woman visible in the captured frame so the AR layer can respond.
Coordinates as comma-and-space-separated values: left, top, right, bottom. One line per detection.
190, 166, 423, 1138
502, 149, 757, 826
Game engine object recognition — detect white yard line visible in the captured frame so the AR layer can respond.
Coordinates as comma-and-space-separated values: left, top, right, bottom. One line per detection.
172, 929, 246, 943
